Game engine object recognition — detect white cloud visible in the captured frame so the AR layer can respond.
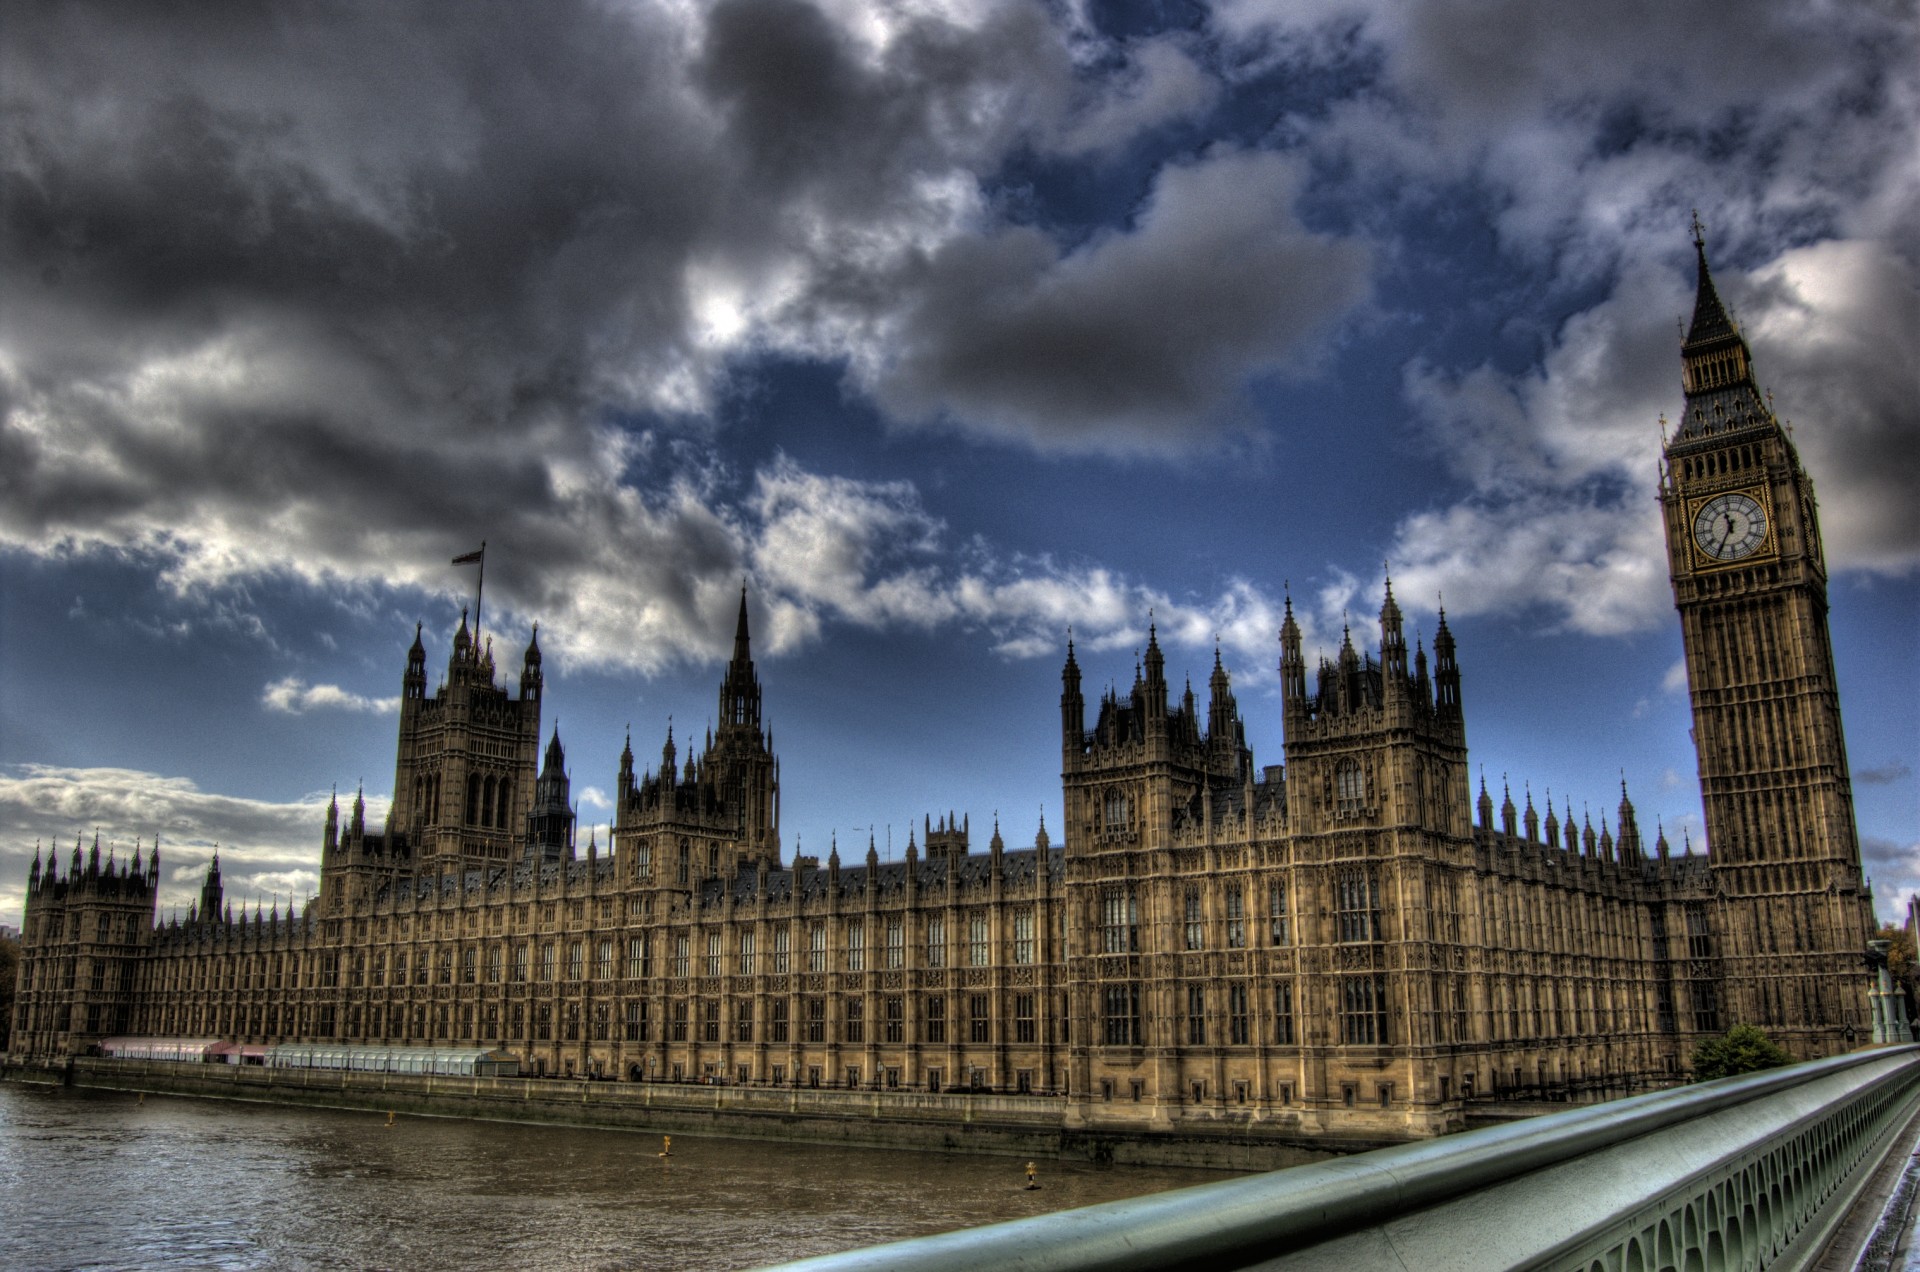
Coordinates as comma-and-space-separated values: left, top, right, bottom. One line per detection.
0, 764, 371, 924
1662, 660, 1688, 695
261, 676, 400, 715
1211, 0, 1920, 624
1383, 238, 1918, 635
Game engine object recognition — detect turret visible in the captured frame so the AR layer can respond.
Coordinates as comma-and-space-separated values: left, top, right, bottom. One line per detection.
1379, 575, 1406, 681
451, 607, 472, 668
404, 623, 427, 700
520, 623, 543, 702
1279, 594, 1307, 705
200, 850, 224, 921
1207, 644, 1238, 745
1477, 776, 1494, 831
1616, 780, 1642, 859
1062, 636, 1085, 754
324, 790, 339, 854
1500, 779, 1517, 838
1523, 786, 1540, 842
1433, 607, 1461, 717
1142, 621, 1167, 723
527, 725, 574, 863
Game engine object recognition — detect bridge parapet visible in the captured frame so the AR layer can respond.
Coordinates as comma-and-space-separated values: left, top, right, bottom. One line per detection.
771, 1047, 1920, 1271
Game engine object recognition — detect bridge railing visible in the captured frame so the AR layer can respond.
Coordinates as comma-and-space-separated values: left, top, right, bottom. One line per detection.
767, 1047, 1920, 1272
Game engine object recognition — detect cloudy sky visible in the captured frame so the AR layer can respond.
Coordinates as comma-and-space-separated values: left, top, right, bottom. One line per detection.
2, 0, 1915, 928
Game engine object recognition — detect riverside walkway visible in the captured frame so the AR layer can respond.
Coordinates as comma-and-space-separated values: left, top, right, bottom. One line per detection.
770, 1047, 1920, 1271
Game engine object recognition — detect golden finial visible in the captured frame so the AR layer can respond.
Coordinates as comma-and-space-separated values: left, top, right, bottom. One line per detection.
1689, 208, 1705, 249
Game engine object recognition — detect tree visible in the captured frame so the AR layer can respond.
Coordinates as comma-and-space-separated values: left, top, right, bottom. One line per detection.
0, 934, 17, 1051
1691, 1023, 1792, 1081
1877, 922, 1917, 1019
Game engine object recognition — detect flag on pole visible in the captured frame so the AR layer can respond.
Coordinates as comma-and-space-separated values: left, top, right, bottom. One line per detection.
452, 547, 484, 565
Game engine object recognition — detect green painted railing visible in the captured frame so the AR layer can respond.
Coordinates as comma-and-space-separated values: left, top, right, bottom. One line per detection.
767, 1047, 1920, 1272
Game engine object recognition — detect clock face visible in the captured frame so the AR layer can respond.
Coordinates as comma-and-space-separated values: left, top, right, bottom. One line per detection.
1693, 491, 1769, 562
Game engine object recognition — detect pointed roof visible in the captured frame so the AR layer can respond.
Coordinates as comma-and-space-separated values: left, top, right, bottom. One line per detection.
732, 584, 751, 665
1684, 212, 1738, 348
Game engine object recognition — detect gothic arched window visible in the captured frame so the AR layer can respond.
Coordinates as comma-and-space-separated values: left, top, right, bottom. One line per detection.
1335, 760, 1364, 813
1104, 788, 1130, 831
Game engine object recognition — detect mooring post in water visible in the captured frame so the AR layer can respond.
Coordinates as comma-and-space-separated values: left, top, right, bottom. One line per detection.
386, 1110, 395, 1127
659, 1135, 671, 1158
1026, 1162, 1039, 1191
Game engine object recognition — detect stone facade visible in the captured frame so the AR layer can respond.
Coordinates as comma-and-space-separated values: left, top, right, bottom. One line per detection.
6, 237, 1876, 1140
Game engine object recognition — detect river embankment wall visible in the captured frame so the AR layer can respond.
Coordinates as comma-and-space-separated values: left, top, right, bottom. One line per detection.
2, 1058, 1355, 1171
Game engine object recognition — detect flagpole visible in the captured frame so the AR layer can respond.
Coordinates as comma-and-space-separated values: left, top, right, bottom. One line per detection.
475, 540, 486, 651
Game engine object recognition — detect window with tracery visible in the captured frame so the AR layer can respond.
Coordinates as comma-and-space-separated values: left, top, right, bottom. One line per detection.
1335, 759, 1365, 813
1335, 866, 1381, 943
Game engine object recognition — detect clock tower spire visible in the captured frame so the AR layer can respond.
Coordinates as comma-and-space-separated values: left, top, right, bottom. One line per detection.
1660, 214, 1871, 1055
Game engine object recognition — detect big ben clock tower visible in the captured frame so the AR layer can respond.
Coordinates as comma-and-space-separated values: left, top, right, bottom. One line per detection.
1660, 216, 1873, 1055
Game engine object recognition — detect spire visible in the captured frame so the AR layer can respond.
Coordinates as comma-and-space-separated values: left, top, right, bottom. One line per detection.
520, 623, 544, 699
1616, 778, 1643, 859
719, 586, 762, 734
542, 725, 565, 778
1477, 775, 1494, 830
1500, 777, 1517, 838
1432, 603, 1460, 716
733, 583, 751, 664
1379, 570, 1406, 677
405, 621, 427, 698
1684, 211, 1737, 348
1677, 212, 1771, 438
1207, 640, 1237, 744
1280, 591, 1306, 706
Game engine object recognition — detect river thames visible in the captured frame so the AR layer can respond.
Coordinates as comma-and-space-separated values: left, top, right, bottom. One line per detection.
0, 1083, 1242, 1269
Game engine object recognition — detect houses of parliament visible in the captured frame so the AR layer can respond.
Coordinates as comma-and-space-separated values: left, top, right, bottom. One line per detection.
5, 235, 1878, 1138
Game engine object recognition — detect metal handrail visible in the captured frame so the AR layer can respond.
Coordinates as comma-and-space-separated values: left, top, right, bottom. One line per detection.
766, 1047, 1920, 1272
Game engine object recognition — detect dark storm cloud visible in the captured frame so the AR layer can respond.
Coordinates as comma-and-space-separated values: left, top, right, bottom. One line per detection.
0, 0, 1376, 669
868, 149, 1371, 450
